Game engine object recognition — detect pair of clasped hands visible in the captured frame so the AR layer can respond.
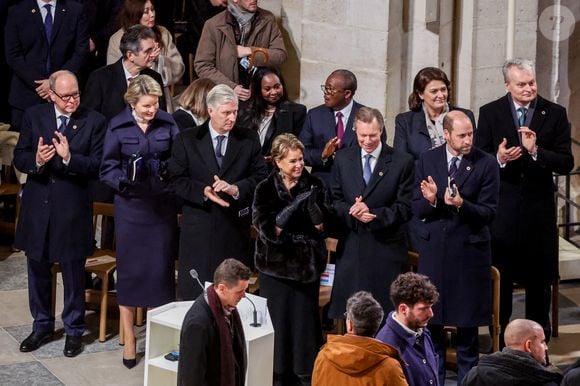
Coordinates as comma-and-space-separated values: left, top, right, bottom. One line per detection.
35, 132, 70, 166
497, 127, 537, 164
204, 175, 238, 208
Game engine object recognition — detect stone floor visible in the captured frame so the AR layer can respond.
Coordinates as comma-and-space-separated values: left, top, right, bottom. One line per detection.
1, 243, 580, 386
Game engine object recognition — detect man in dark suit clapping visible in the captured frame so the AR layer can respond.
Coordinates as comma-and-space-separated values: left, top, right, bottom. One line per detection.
14, 70, 106, 357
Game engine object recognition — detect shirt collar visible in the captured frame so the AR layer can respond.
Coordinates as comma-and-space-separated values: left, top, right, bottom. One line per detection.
512, 100, 531, 110
208, 121, 229, 140
392, 312, 423, 337
361, 142, 382, 159
38, 0, 56, 11
53, 105, 71, 120
335, 99, 354, 120
445, 146, 462, 164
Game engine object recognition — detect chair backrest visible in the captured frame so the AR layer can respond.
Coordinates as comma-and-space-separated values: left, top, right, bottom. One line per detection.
92, 202, 115, 251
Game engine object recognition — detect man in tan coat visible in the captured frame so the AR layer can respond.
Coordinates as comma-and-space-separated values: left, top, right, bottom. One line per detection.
194, 0, 287, 101
312, 291, 409, 386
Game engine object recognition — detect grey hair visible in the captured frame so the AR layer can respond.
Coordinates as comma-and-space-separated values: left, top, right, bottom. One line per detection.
346, 291, 384, 337
502, 58, 535, 82
49, 70, 77, 90
120, 25, 156, 58
206, 84, 238, 109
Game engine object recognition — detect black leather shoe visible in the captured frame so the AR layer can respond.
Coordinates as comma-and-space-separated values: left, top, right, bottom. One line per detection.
20, 331, 53, 352
63, 335, 83, 357
122, 357, 137, 369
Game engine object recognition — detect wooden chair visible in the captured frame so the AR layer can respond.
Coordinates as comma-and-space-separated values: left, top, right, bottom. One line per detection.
407, 251, 501, 353
51, 202, 116, 342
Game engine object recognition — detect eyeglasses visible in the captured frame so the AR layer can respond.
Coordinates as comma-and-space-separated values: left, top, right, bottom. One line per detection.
320, 85, 345, 96
51, 89, 81, 102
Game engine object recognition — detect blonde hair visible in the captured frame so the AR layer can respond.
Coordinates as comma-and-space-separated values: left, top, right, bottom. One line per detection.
270, 133, 304, 164
178, 78, 215, 120
124, 74, 163, 105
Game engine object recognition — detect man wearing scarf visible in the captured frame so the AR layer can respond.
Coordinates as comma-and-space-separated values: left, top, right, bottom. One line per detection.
178, 258, 251, 386
194, 0, 287, 101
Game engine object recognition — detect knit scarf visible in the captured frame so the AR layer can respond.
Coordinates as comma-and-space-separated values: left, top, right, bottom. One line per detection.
206, 284, 247, 386
227, 0, 255, 45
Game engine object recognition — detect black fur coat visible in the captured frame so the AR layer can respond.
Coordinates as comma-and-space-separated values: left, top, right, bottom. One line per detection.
252, 170, 331, 283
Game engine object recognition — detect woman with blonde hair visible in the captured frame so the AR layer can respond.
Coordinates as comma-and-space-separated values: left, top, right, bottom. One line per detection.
100, 74, 179, 369
172, 78, 215, 131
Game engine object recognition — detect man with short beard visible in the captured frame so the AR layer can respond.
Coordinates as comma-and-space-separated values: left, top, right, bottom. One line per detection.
376, 272, 440, 386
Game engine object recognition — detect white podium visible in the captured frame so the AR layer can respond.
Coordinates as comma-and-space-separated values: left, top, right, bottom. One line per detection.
144, 293, 274, 386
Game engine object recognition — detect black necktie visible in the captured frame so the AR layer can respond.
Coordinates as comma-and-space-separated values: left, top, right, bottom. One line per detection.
215, 135, 225, 167
44, 4, 53, 73
449, 156, 459, 178
58, 115, 68, 135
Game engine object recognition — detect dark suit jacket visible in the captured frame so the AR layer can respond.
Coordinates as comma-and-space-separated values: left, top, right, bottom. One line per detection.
476, 94, 573, 281
81, 58, 166, 120
412, 145, 499, 326
13, 103, 106, 262
4, 0, 89, 110
393, 106, 476, 161
299, 101, 363, 169
237, 100, 307, 155
329, 143, 414, 317
173, 109, 197, 131
167, 122, 268, 299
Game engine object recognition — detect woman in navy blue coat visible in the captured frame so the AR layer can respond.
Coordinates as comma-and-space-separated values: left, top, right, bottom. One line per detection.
100, 75, 179, 368
394, 67, 476, 251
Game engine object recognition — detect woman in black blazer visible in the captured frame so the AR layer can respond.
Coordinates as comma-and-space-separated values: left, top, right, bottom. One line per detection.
394, 67, 476, 160
172, 78, 215, 131
237, 67, 306, 165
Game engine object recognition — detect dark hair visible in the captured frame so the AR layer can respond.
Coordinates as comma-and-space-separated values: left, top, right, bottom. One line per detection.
213, 258, 252, 287
119, 24, 156, 58
243, 67, 289, 131
330, 69, 357, 94
117, 0, 164, 49
346, 291, 384, 337
390, 272, 439, 308
408, 67, 451, 111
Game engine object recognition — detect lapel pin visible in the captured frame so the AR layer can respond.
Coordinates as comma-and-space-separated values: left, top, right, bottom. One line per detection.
541, 110, 546, 115
31, 8, 36, 13
466, 166, 471, 171
72, 125, 78, 130
379, 171, 384, 176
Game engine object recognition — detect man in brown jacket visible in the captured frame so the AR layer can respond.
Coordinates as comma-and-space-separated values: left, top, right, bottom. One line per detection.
312, 291, 409, 386
194, 0, 287, 101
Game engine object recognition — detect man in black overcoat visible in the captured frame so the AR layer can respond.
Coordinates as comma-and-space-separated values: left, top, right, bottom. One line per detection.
13, 70, 106, 357
476, 59, 574, 341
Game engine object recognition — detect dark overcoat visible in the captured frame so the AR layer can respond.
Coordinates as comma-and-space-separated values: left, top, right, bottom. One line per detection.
393, 106, 476, 161
14, 103, 106, 262
476, 94, 573, 283
413, 145, 500, 327
329, 144, 414, 318
4, 0, 89, 110
237, 100, 307, 155
167, 122, 268, 299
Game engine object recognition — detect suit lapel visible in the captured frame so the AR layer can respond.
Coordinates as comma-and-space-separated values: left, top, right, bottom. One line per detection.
501, 95, 522, 146
50, 0, 66, 45
342, 102, 359, 147
454, 154, 473, 189
412, 112, 431, 141
42, 105, 57, 142
363, 147, 392, 198
529, 96, 548, 137
67, 111, 85, 143
30, 0, 46, 39
344, 148, 366, 195
219, 130, 242, 176
195, 124, 220, 175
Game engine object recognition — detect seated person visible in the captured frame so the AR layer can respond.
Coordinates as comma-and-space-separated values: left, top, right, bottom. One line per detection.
312, 291, 408, 386
177, 258, 251, 386
462, 319, 562, 386
376, 272, 440, 386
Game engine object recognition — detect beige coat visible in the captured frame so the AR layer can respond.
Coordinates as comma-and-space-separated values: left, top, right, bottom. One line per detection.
107, 26, 185, 112
194, 8, 287, 89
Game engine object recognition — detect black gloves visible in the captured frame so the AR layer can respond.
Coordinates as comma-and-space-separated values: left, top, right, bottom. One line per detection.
275, 190, 311, 229
307, 187, 323, 225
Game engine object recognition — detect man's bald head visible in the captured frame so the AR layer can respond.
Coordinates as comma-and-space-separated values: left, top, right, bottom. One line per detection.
504, 319, 548, 364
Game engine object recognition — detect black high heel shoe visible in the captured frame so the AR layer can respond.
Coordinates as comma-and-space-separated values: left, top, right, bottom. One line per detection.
122, 357, 137, 369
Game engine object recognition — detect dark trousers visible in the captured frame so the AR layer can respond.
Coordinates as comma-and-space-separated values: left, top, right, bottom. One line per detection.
498, 266, 552, 343
429, 324, 479, 386
27, 257, 86, 336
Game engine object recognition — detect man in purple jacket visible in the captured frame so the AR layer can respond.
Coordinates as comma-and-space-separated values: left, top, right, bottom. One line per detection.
376, 272, 440, 386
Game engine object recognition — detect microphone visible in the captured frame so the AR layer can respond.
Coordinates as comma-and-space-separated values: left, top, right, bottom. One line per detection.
244, 296, 261, 327
189, 269, 205, 292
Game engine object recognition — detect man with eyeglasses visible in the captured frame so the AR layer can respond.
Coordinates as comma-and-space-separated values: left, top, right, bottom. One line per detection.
376, 272, 440, 386
299, 69, 364, 188
5, 0, 89, 132
13, 70, 106, 357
